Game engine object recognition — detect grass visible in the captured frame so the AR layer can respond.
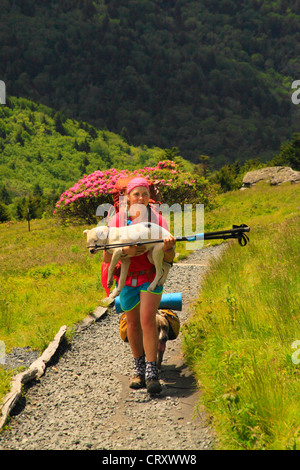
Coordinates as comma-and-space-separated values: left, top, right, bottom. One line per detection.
0, 219, 106, 353
182, 182, 300, 449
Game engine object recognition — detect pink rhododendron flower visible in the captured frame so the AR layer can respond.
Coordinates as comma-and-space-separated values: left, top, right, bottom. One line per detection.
55, 160, 200, 214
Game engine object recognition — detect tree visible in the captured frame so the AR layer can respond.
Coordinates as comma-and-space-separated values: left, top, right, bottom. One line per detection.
210, 164, 239, 192
54, 113, 66, 135
33, 183, 43, 197
271, 133, 300, 170
0, 202, 10, 222
120, 126, 130, 144
196, 155, 210, 177
0, 184, 11, 204
15, 200, 25, 220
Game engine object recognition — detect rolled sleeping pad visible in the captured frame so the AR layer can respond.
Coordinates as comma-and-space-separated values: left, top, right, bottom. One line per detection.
159, 293, 182, 311
114, 292, 182, 313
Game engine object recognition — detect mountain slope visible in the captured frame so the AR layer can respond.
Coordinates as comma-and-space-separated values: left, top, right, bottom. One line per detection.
0, 96, 172, 217
1, 0, 299, 166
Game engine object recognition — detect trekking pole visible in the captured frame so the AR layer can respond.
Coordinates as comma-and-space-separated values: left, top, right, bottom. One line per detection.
90, 224, 250, 251
179, 224, 250, 246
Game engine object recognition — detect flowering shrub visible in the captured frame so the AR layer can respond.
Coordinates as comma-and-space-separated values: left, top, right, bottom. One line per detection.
55, 161, 215, 224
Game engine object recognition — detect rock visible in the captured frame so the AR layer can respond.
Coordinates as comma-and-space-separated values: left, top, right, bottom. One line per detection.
242, 166, 300, 187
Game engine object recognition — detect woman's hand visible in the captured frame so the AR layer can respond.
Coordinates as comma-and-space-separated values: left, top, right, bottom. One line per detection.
163, 235, 176, 263
163, 235, 176, 253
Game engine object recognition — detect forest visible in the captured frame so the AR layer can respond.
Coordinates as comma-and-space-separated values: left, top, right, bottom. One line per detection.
1, 0, 299, 167
0, 96, 192, 221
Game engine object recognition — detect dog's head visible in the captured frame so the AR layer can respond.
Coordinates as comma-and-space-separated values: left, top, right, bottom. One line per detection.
84, 226, 109, 254
156, 311, 169, 349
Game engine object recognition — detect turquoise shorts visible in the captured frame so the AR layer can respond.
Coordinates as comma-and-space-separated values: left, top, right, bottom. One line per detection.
119, 282, 163, 312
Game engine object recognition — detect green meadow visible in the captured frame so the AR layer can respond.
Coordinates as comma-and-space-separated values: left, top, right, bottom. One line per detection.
0, 220, 107, 356
182, 181, 300, 449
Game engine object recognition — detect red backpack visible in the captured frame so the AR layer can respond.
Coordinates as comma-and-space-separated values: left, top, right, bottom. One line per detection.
111, 177, 161, 212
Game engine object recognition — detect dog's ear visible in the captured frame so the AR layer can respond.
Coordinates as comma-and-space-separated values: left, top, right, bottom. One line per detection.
96, 225, 109, 240
159, 311, 168, 320
83, 229, 89, 235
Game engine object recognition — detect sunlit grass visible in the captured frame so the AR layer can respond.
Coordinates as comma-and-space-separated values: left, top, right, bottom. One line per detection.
0, 219, 105, 352
204, 181, 300, 234
182, 182, 300, 449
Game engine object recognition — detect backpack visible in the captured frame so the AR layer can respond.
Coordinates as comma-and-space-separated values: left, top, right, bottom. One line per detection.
119, 309, 180, 343
111, 177, 161, 213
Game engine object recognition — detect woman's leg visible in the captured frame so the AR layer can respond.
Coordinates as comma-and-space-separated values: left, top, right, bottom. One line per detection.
126, 303, 143, 359
126, 290, 162, 392
140, 291, 163, 393
139, 291, 162, 362
126, 303, 145, 388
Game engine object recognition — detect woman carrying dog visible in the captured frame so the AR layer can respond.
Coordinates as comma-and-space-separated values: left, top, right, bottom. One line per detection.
103, 177, 176, 394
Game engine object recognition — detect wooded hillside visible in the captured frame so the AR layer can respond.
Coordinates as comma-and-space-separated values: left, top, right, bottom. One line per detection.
0, 96, 175, 220
1, 0, 299, 166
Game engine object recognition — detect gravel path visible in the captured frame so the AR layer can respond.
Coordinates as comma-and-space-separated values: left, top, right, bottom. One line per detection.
0, 244, 226, 451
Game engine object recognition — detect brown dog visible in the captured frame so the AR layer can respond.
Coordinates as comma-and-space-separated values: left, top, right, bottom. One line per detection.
120, 309, 179, 370
156, 310, 170, 370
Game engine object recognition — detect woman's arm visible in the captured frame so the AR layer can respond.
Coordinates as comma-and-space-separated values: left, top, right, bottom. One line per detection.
103, 251, 112, 263
103, 244, 146, 263
163, 235, 176, 263
103, 234, 176, 264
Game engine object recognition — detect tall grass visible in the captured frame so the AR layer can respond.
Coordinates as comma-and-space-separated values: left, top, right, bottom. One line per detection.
182, 182, 300, 449
0, 219, 106, 353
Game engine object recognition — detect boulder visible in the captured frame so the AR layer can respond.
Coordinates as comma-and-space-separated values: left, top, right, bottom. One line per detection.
242, 166, 300, 187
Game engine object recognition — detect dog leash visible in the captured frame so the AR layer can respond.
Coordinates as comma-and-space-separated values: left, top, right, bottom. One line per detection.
88, 224, 250, 252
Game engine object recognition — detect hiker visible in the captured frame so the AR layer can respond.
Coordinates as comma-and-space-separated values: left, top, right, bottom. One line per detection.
103, 177, 176, 394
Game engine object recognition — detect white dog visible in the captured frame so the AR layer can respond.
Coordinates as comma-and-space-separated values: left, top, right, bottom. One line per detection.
84, 222, 172, 302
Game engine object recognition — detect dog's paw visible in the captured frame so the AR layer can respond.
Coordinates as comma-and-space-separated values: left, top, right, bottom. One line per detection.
111, 287, 121, 298
101, 296, 115, 307
147, 283, 156, 292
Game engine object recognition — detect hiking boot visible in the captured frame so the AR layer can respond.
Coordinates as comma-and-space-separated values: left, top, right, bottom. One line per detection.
130, 355, 146, 389
129, 375, 146, 389
146, 378, 162, 394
